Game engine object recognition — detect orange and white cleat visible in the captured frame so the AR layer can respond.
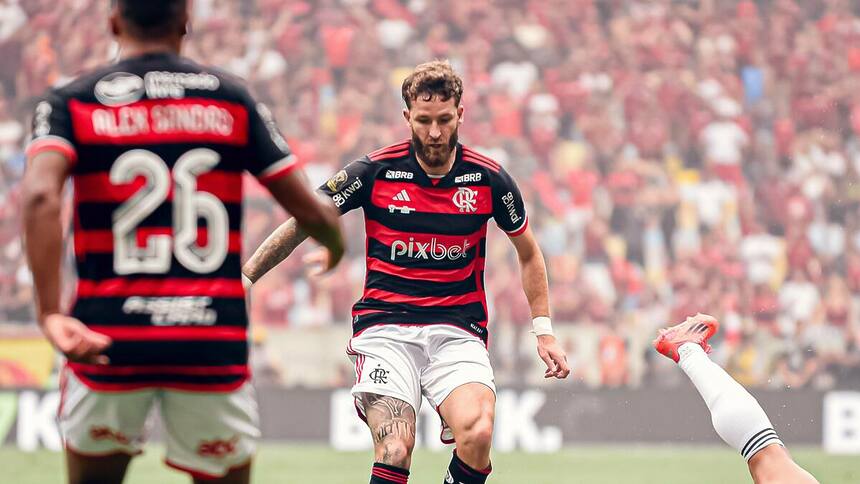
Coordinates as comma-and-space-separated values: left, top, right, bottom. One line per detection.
653, 313, 720, 362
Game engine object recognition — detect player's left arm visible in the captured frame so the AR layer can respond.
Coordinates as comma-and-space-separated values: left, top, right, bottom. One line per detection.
508, 228, 570, 379
491, 166, 569, 379
241, 96, 345, 279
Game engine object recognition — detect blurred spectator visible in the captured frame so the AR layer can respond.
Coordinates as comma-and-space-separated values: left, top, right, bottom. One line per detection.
3, 0, 860, 389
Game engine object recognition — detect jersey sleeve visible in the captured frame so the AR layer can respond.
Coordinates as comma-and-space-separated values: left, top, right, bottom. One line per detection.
491, 168, 529, 236
317, 158, 374, 214
243, 94, 300, 183
25, 90, 78, 166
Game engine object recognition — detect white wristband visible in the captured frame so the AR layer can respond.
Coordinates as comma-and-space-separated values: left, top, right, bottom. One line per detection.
531, 316, 553, 336
242, 273, 253, 290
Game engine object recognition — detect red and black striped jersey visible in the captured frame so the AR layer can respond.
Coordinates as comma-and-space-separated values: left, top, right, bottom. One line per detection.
26, 52, 299, 392
318, 140, 528, 343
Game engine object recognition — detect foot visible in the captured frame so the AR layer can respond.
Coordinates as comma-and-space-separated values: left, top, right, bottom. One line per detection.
653, 313, 719, 362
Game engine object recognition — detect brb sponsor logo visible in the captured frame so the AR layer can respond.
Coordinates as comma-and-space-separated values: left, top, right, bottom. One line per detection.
385, 170, 413, 180
454, 172, 482, 184
390, 237, 470, 261
452, 187, 478, 213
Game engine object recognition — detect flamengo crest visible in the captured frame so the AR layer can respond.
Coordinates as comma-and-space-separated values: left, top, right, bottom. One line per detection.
452, 187, 478, 213
369, 365, 389, 384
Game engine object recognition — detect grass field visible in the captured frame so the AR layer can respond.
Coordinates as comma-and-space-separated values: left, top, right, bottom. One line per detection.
2, 445, 857, 483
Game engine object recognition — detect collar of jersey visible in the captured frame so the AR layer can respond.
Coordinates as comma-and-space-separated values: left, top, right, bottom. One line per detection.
407, 142, 464, 187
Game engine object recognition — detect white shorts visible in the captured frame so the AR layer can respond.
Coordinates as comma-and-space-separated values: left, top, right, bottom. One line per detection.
347, 324, 496, 443
58, 368, 260, 479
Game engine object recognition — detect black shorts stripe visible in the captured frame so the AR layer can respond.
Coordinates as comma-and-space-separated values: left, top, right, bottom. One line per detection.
104, 341, 248, 366
366, 239, 478, 270
72, 297, 247, 326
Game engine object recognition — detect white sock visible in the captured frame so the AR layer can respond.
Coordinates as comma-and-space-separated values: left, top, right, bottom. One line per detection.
678, 343, 784, 461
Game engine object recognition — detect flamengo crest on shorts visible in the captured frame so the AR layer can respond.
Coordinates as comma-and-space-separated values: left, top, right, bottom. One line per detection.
318, 141, 529, 343
26, 52, 300, 391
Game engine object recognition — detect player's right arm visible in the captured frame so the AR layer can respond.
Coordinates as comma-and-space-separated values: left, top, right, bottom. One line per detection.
242, 97, 347, 278
23, 95, 111, 363
243, 159, 371, 283
242, 211, 309, 284
262, 173, 344, 276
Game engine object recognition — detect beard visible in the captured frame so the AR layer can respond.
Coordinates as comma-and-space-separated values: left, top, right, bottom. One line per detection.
412, 129, 458, 168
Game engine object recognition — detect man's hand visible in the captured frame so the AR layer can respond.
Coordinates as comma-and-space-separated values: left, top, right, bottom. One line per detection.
537, 334, 570, 379
302, 247, 340, 277
264, 172, 345, 273
41, 313, 112, 365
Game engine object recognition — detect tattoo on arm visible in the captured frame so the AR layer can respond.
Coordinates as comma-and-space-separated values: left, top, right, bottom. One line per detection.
242, 218, 308, 282
362, 394, 416, 445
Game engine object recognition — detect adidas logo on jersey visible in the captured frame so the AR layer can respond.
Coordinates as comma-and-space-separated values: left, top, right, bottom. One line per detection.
389, 190, 415, 214
391, 190, 411, 202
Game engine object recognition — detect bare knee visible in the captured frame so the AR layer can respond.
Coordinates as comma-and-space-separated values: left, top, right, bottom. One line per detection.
457, 411, 494, 452
442, 386, 496, 457
374, 437, 415, 468
362, 393, 417, 469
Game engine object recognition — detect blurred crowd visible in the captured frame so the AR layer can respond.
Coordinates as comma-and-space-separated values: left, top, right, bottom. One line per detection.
2, 0, 860, 390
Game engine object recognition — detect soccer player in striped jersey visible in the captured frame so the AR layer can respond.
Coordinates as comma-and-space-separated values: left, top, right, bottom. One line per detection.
243, 60, 570, 484
654, 314, 819, 483
21, 1, 344, 483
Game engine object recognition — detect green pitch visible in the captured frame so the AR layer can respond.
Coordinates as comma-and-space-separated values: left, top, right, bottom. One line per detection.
2, 445, 857, 483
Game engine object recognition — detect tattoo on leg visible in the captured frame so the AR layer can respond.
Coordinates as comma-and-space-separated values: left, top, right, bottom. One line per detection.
362, 394, 416, 444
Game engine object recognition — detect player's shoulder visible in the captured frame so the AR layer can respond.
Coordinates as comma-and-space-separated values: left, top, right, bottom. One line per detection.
175, 56, 251, 98
460, 144, 504, 174
47, 62, 121, 102
460, 144, 515, 183
50, 54, 254, 106
145, 55, 255, 105
365, 139, 412, 164
354, 139, 414, 178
